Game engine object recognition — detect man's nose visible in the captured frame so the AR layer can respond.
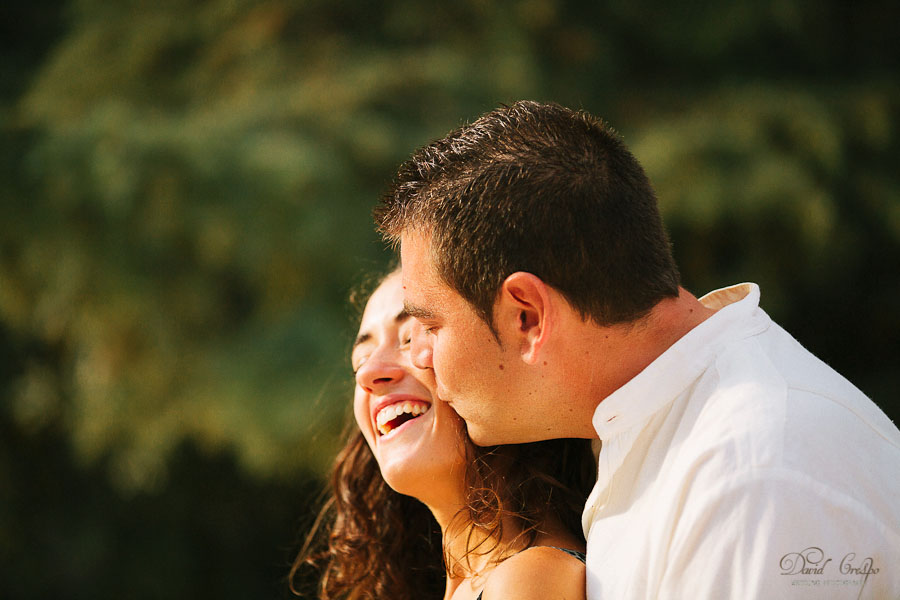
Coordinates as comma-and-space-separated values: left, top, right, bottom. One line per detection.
410, 322, 434, 370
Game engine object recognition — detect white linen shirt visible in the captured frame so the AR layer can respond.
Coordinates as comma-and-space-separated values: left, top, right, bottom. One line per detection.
583, 283, 900, 599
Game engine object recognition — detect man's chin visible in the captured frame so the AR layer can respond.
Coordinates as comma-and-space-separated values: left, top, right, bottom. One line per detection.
465, 423, 500, 447
466, 421, 552, 446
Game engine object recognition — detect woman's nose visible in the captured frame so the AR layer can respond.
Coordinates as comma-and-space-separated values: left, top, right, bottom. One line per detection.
355, 351, 405, 393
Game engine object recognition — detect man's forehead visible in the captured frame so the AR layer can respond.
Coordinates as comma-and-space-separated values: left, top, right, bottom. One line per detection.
399, 230, 439, 290
399, 229, 431, 265
400, 269, 438, 315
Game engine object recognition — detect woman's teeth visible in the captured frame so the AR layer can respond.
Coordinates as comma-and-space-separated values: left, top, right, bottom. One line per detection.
376, 401, 430, 436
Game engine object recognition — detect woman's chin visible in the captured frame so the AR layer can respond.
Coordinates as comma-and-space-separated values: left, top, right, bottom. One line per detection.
378, 457, 432, 495
377, 453, 465, 507
371, 407, 467, 504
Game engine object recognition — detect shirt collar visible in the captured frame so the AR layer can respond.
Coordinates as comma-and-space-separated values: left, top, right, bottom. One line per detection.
592, 283, 768, 440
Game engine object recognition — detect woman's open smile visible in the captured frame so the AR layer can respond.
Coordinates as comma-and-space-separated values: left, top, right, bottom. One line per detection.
351, 272, 466, 501
372, 395, 432, 437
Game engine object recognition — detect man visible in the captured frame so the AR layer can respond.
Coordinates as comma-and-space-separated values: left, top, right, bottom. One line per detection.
374, 101, 900, 598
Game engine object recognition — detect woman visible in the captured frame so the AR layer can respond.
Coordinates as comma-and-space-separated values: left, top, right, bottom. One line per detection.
292, 269, 595, 599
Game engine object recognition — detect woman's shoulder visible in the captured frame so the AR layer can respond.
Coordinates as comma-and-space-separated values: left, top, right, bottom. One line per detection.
480, 546, 586, 600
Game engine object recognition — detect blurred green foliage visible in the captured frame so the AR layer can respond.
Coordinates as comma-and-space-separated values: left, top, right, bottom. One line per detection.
1, 0, 897, 598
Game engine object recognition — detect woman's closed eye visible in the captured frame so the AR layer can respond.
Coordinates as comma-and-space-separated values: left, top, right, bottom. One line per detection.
398, 323, 414, 348
351, 351, 369, 375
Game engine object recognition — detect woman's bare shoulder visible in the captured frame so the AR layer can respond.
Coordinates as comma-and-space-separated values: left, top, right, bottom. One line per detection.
480, 546, 586, 600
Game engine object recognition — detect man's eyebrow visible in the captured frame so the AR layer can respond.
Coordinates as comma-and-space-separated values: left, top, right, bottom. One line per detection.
403, 301, 436, 321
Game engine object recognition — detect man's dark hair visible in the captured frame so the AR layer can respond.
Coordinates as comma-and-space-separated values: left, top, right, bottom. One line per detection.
374, 100, 680, 329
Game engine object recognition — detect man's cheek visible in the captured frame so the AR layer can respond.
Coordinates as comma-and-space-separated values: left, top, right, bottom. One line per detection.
434, 340, 458, 389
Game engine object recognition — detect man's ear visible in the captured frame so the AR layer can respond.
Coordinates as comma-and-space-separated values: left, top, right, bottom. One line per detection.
496, 272, 553, 364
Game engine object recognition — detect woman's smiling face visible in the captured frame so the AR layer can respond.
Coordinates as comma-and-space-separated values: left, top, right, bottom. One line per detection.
352, 271, 467, 503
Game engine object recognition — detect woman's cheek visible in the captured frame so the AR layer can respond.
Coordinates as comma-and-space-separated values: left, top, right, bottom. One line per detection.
352, 386, 376, 449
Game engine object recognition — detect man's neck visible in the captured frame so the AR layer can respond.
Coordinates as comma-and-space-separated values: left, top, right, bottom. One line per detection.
577, 288, 717, 425
648, 287, 718, 353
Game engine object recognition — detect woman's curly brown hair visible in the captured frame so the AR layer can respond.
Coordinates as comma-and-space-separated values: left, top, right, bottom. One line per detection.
448, 437, 596, 576
290, 421, 594, 599
289, 267, 596, 599
289, 424, 445, 599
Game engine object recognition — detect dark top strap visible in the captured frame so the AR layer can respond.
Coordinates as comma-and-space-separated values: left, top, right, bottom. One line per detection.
475, 546, 586, 600
548, 546, 586, 562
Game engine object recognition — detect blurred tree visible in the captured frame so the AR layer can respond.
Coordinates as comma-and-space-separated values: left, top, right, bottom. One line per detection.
631, 84, 900, 404
0, 405, 321, 599
0, 0, 897, 597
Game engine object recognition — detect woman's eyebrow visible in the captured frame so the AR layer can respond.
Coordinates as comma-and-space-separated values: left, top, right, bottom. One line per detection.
352, 332, 371, 349
353, 311, 410, 349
